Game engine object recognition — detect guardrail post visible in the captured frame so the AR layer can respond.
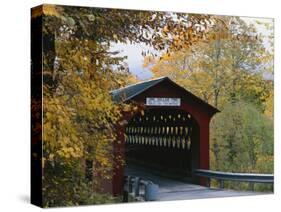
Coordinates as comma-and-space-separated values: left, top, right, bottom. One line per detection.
270, 183, 274, 192
123, 176, 129, 202
206, 178, 210, 187
144, 182, 159, 201
248, 182, 254, 191
128, 176, 133, 193
218, 179, 224, 189
134, 177, 141, 197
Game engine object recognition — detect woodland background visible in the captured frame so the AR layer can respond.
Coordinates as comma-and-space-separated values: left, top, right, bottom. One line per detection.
32, 5, 273, 207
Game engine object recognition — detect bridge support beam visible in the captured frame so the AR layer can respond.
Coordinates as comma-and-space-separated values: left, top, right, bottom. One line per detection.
197, 118, 211, 186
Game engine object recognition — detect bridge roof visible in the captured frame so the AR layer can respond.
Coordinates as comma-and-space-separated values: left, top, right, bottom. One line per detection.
110, 76, 219, 113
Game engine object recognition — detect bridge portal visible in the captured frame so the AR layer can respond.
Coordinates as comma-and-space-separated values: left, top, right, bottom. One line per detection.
110, 76, 219, 195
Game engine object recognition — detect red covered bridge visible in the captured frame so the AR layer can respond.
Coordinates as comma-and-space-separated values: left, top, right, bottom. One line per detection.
109, 76, 219, 195
97, 77, 274, 201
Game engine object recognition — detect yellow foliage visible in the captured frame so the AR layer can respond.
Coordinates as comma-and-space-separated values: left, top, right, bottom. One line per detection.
264, 90, 274, 119
148, 17, 273, 110
42, 4, 62, 18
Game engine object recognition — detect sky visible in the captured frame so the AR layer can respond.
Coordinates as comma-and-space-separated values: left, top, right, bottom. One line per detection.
110, 42, 155, 80
110, 16, 273, 81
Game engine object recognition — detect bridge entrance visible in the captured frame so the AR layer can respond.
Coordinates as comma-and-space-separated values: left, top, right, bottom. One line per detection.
125, 108, 199, 181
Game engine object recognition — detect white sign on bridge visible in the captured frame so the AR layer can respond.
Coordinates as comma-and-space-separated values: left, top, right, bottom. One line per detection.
146, 97, 181, 106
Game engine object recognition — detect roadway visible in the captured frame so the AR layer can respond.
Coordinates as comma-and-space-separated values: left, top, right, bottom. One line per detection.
125, 164, 272, 201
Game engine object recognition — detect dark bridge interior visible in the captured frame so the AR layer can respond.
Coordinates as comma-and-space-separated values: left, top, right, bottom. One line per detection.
125, 108, 199, 181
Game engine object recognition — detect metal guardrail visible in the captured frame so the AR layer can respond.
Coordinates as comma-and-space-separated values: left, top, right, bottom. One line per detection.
123, 175, 159, 202
195, 169, 274, 191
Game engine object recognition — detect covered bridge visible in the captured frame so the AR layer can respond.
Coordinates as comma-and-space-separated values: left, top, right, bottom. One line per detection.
109, 76, 219, 195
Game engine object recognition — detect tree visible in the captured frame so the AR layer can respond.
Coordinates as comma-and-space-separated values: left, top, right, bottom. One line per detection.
38, 5, 215, 90
33, 4, 218, 206
210, 101, 273, 174
146, 17, 273, 110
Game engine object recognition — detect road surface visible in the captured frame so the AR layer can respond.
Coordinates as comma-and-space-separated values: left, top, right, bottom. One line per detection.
125, 164, 272, 201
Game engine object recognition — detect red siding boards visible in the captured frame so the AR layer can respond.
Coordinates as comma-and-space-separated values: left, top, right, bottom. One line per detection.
112, 112, 133, 195
111, 77, 219, 195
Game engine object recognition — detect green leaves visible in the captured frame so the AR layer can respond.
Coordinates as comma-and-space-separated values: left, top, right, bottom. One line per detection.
210, 101, 273, 174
